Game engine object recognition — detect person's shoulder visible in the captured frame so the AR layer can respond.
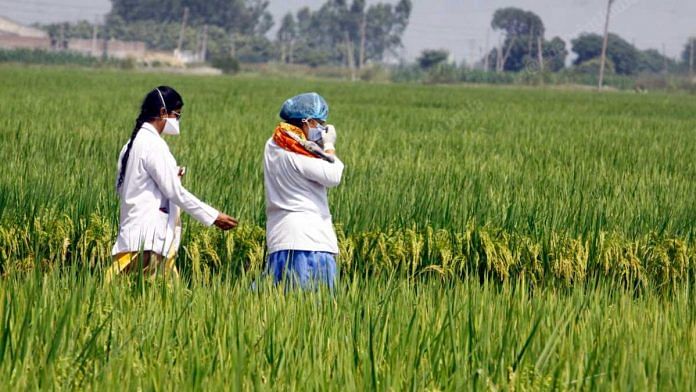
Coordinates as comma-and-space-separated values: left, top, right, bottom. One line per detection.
265, 138, 288, 157
139, 129, 167, 148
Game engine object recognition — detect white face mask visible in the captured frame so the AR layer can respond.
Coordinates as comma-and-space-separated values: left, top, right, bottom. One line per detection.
162, 117, 180, 136
307, 123, 326, 143
155, 87, 181, 136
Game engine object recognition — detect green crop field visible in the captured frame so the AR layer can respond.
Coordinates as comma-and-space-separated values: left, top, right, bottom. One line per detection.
0, 65, 694, 389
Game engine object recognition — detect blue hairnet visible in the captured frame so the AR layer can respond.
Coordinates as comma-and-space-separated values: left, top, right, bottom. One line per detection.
279, 92, 329, 121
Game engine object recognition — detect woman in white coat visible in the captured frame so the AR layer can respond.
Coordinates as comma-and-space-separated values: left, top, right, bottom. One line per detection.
107, 86, 237, 280
263, 92, 344, 291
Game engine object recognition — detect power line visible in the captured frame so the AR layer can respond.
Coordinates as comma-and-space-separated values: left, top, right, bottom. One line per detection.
0, 0, 108, 11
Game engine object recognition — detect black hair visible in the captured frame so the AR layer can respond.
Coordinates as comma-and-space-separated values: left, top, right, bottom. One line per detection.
285, 118, 305, 129
117, 86, 183, 190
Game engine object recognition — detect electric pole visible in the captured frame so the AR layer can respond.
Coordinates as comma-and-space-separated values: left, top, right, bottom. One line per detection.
537, 36, 544, 73
662, 43, 667, 74
344, 31, 356, 81
358, 12, 366, 70
200, 24, 208, 62
91, 16, 98, 56
690, 38, 694, 79
176, 7, 189, 55
484, 28, 490, 71
58, 23, 65, 51
598, 0, 614, 90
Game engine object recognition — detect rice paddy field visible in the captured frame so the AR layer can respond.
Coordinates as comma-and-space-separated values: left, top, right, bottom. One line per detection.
0, 65, 694, 389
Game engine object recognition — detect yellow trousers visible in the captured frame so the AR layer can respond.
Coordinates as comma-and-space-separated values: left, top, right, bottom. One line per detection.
105, 250, 179, 283
108, 206, 182, 283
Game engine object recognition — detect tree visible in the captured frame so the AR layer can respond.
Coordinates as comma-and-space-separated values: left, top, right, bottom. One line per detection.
364, 0, 411, 64
490, 7, 544, 72
283, 0, 411, 69
417, 49, 449, 69
277, 13, 297, 63
571, 33, 640, 75
638, 49, 674, 74
543, 37, 567, 72
42, 20, 94, 40
109, 0, 273, 36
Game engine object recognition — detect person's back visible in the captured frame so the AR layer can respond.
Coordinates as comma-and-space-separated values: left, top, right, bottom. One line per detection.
261, 93, 344, 291
115, 122, 171, 247
264, 137, 343, 255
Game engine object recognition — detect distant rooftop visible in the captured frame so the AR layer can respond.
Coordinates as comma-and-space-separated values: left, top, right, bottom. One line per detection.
0, 15, 48, 38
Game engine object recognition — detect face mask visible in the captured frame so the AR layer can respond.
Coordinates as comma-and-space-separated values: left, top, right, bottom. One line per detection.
162, 117, 180, 136
155, 87, 180, 136
307, 123, 326, 143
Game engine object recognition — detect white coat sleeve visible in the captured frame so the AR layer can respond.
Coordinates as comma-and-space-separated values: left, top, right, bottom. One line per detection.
291, 154, 344, 188
143, 147, 219, 226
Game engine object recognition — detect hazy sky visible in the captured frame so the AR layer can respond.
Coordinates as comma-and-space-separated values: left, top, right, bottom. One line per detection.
2, 0, 694, 61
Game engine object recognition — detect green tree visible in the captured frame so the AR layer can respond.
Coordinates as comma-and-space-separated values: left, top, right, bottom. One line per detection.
417, 49, 449, 69
638, 49, 674, 74
543, 37, 567, 72
285, 0, 411, 68
276, 13, 297, 63
109, 0, 272, 36
490, 7, 545, 72
571, 33, 640, 75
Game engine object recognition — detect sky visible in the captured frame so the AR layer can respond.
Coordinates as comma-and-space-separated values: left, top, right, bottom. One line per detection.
2, 0, 694, 62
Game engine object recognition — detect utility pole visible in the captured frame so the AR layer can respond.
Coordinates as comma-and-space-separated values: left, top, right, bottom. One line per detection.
358, 12, 366, 70
200, 24, 208, 62
496, 34, 504, 73
690, 38, 694, 79
91, 16, 98, 56
662, 43, 668, 74
537, 36, 544, 73
288, 38, 294, 64
230, 32, 237, 58
344, 31, 356, 81
483, 28, 490, 71
58, 23, 65, 51
468, 39, 476, 68
598, 0, 614, 90
194, 28, 201, 60
176, 7, 189, 55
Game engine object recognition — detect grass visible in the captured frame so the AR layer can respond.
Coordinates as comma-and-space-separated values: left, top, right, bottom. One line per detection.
0, 65, 694, 389
0, 271, 694, 390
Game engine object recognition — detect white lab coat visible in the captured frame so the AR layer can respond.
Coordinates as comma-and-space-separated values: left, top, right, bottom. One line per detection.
111, 122, 218, 257
263, 139, 344, 254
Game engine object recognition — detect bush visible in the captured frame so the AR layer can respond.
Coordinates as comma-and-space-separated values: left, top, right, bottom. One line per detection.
0, 48, 129, 68
573, 57, 615, 75
389, 64, 424, 83
210, 55, 240, 75
359, 65, 391, 83
424, 63, 461, 84
460, 69, 516, 85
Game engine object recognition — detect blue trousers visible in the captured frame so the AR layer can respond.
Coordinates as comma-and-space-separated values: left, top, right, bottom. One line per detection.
266, 250, 337, 291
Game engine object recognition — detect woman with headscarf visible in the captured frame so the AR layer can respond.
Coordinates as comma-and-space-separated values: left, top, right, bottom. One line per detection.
108, 86, 238, 281
263, 92, 344, 291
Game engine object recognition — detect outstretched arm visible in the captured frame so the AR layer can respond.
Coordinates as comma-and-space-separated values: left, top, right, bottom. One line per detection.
144, 149, 236, 229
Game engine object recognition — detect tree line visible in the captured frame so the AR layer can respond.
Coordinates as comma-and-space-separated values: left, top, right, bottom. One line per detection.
419, 7, 693, 77
41, 0, 411, 67
39, 2, 694, 78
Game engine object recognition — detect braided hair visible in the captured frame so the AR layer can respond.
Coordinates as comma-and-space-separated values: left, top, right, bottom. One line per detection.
117, 86, 184, 190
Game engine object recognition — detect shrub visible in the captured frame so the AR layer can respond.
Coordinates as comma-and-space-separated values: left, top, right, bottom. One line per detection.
210, 55, 240, 75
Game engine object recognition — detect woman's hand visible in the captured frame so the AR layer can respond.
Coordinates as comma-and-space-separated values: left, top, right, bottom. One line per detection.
214, 213, 238, 230
322, 125, 337, 153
